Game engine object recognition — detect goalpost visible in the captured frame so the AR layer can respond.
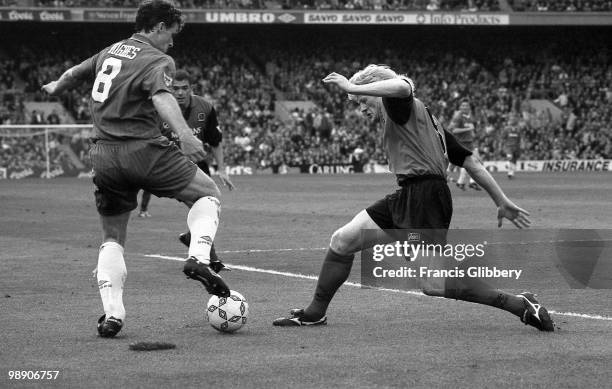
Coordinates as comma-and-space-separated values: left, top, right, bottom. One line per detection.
0, 124, 94, 180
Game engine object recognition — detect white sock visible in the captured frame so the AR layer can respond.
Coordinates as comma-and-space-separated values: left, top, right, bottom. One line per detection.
97, 241, 127, 321
187, 196, 220, 264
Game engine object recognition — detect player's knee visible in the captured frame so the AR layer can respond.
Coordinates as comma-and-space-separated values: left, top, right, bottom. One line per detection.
330, 228, 356, 255
199, 176, 221, 199
178, 170, 222, 203
187, 183, 221, 203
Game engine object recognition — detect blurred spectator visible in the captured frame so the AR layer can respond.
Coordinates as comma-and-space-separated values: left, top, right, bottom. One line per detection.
47, 109, 61, 125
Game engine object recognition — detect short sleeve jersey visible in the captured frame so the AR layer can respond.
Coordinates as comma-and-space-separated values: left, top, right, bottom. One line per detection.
379, 78, 472, 176
71, 34, 175, 140
161, 95, 222, 148
449, 110, 476, 144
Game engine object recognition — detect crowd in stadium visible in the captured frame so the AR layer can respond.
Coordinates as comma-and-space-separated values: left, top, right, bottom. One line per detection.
1, 27, 611, 173
509, 0, 612, 11
268, 54, 611, 166
23, 0, 612, 10
0, 131, 85, 175
29, 0, 500, 10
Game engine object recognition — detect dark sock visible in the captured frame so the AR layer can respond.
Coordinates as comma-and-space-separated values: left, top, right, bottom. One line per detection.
210, 244, 219, 262
304, 248, 354, 320
443, 277, 525, 317
140, 191, 151, 212
181, 231, 191, 247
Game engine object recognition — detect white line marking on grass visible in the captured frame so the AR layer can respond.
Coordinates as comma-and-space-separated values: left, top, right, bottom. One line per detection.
218, 247, 327, 254
142, 253, 612, 322
161, 239, 611, 256
547, 311, 612, 321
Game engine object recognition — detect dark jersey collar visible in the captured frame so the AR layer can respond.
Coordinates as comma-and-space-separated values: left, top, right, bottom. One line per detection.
129, 33, 155, 47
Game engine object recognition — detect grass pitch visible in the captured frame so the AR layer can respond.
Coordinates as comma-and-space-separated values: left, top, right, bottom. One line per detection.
1, 172, 611, 388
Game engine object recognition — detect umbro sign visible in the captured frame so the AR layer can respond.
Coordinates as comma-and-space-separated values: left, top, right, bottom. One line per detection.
278, 13, 297, 23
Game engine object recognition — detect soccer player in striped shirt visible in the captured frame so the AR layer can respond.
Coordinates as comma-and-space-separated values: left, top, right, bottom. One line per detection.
273, 65, 553, 332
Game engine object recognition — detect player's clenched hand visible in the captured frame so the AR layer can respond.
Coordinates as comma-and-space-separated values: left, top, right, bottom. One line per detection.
322, 72, 352, 92
217, 172, 235, 191
180, 134, 207, 163
41, 81, 59, 96
497, 201, 531, 229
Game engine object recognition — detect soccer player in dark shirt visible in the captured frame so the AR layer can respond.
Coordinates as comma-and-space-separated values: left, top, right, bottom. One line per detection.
42, 0, 231, 338
273, 65, 553, 332
138, 69, 234, 217
139, 69, 234, 268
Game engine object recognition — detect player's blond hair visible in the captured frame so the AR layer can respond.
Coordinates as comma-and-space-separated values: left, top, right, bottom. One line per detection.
348, 64, 414, 101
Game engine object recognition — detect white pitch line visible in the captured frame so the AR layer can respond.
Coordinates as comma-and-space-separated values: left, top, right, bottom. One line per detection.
172, 239, 612, 256
548, 311, 612, 321
218, 247, 326, 254
142, 253, 612, 322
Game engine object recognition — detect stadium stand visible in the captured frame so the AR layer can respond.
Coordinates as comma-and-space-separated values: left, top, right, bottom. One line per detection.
509, 0, 612, 12
25, 0, 612, 11
1, 25, 610, 172
26, 0, 503, 10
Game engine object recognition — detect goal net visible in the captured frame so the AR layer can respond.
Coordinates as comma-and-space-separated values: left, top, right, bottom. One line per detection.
0, 124, 94, 180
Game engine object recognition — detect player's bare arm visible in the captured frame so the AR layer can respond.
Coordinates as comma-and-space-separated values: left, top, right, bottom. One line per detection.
462, 155, 531, 229
152, 91, 206, 162
322, 72, 411, 98
41, 66, 81, 95
210, 141, 235, 191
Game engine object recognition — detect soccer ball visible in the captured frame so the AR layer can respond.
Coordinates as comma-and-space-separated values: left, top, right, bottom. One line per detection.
206, 290, 249, 333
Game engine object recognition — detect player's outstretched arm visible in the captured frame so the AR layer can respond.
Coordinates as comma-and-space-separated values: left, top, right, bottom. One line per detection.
41, 66, 81, 96
42, 55, 97, 96
462, 155, 531, 229
152, 91, 206, 162
322, 72, 411, 98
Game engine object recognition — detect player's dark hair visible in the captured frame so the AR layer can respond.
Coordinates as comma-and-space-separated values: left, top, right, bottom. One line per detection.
135, 0, 184, 33
174, 69, 191, 83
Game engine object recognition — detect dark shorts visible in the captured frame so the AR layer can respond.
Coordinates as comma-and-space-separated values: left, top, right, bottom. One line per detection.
366, 175, 453, 232
90, 137, 197, 216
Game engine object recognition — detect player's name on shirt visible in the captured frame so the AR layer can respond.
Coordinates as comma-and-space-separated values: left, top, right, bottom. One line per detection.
107, 43, 141, 60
